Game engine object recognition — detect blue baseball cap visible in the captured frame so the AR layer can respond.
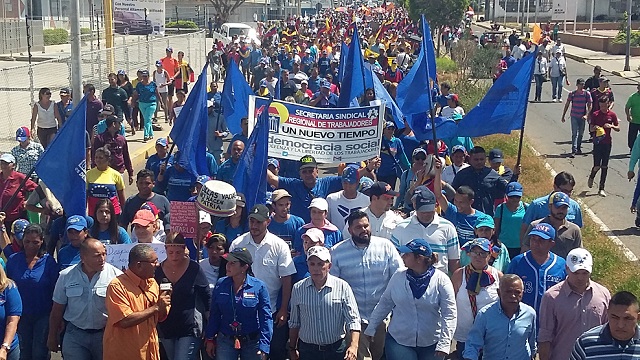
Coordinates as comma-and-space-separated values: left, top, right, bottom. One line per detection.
268, 158, 280, 169
156, 138, 168, 147
11, 219, 29, 241
528, 222, 556, 240
342, 166, 359, 184
397, 239, 433, 256
475, 215, 495, 229
358, 176, 374, 193
321, 80, 331, 89
166, 47, 173, 52
16, 126, 29, 142
117, 69, 126, 76
461, 238, 492, 252
384, 121, 396, 129
155, 60, 162, 67
506, 182, 523, 197
260, 79, 268, 87
451, 145, 466, 154
550, 191, 570, 208
412, 186, 436, 212
196, 175, 211, 185
66, 215, 88, 231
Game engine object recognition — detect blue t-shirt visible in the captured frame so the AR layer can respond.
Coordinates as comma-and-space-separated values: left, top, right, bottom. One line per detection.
49, 216, 95, 248
379, 136, 409, 177
0, 286, 21, 350
523, 193, 582, 227
157, 166, 196, 202
278, 176, 343, 222
268, 215, 305, 250
495, 202, 527, 249
6, 252, 58, 317
444, 203, 487, 246
136, 81, 158, 103
214, 221, 248, 243
292, 255, 309, 284
506, 251, 566, 315
145, 154, 174, 182
217, 159, 239, 185
57, 244, 81, 271
93, 227, 132, 245
293, 227, 343, 254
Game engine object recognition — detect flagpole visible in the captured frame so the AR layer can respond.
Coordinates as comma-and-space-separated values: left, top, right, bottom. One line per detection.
515, 46, 538, 166
0, 168, 36, 213
423, 15, 438, 153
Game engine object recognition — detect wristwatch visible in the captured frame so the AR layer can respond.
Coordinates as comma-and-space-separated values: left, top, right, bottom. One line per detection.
1, 343, 10, 351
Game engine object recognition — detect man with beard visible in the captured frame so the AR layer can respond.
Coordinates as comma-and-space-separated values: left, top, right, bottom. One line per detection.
522, 192, 582, 258
330, 210, 403, 360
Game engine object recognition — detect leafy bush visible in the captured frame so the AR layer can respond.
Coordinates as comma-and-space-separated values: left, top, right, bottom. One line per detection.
470, 46, 501, 79
43, 28, 69, 45
81, 27, 91, 35
166, 20, 198, 29
454, 79, 490, 110
435, 57, 457, 73
612, 30, 640, 46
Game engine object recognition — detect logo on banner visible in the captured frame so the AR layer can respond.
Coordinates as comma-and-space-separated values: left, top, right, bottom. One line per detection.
268, 102, 290, 133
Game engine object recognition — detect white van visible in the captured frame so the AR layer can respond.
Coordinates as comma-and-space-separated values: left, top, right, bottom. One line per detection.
220, 23, 261, 46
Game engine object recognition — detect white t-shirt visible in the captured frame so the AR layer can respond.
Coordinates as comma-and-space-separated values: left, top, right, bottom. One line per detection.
442, 163, 470, 184
326, 190, 371, 230
440, 106, 465, 119
199, 258, 221, 289
154, 70, 169, 94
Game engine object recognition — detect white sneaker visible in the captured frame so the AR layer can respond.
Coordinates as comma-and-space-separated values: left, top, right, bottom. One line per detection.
552, 98, 557, 102
558, 98, 563, 103
598, 189, 607, 197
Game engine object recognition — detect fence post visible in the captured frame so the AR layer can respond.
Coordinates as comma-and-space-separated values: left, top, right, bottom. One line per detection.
97, 50, 103, 87
146, 37, 150, 70
67, 58, 73, 88
123, 36, 130, 74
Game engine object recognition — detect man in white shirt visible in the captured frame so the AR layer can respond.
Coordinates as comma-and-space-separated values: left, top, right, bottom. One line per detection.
391, 186, 461, 273
551, 38, 565, 57
342, 181, 403, 241
549, 50, 568, 102
533, 51, 549, 102
331, 210, 403, 360
230, 204, 296, 360
327, 167, 371, 230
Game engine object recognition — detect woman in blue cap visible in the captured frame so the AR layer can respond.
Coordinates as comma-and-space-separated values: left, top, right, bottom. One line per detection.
451, 238, 502, 359
205, 247, 272, 360
364, 239, 457, 360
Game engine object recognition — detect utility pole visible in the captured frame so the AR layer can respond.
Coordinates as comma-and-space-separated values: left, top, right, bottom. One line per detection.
625, 0, 632, 71
70, 0, 82, 105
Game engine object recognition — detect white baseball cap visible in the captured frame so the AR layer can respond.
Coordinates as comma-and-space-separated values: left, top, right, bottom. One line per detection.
308, 198, 329, 212
307, 246, 331, 262
566, 248, 593, 273
199, 210, 212, 225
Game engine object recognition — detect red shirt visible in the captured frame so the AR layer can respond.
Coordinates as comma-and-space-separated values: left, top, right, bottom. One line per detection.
0, 171, 37, 223
591, 109, 618, 145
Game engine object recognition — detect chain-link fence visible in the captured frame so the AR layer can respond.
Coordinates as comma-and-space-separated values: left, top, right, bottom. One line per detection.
0, 30, 207, 152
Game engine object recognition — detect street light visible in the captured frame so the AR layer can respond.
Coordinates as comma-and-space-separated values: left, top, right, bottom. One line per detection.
144, 7, 149, 41
625, 0, 632, 72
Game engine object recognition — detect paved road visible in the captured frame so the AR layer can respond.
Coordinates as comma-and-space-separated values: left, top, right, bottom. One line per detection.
513, 55, 640, 257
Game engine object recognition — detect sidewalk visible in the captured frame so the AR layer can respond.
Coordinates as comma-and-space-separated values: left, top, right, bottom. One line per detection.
474, 21, 640, 80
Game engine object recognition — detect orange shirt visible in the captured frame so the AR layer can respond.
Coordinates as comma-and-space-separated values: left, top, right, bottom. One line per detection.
103, 269, 162, 360
161, 56, 179, 78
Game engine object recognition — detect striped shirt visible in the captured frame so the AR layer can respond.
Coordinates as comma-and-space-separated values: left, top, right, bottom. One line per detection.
569, 90, 592, 118
329, 236, 403, 322
391, 214, 460, 271
571, 324, 640, 359
289, 274, 361, 345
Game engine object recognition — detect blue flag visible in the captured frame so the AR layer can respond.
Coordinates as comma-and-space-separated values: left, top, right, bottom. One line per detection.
371, 69, 405, 129
338, 26, 366, 107
410, 114, 458, 141
222, 59, 254, 134
233, 100, 269, 211
423, 16, 437, 87
396, 15, 435, 115
338, 42, 349, 83
457, 49, 536, 137
275, 78, 281, 100
34, 96, 87, 216
170, 63, 210, 177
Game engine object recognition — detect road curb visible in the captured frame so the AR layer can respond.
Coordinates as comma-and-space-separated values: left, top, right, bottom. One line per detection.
564, 52, 586, 63
527, 143, 639, 262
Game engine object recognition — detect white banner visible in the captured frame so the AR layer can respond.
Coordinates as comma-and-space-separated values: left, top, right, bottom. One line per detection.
249, 96, 384, 163
551, 0, 577, 22
106, 243, 167, 272
113, 0, 165, 36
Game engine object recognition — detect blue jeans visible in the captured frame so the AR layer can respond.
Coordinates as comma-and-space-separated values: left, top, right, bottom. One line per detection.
161, 336, 200, 360
551, 75, 564, 100
17, 313, 50, 360
534, 74, 545, 100
570, 116, 586, 153
61, 323, 103, 360
216, 333, 261, 360
384, 333, 439, 360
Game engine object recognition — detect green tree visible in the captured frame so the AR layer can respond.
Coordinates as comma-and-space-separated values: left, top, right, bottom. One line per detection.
405, 0, 470, 54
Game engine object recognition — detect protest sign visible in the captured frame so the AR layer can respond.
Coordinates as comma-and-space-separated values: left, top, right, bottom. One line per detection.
106, 243, 167, 271
170, 201, 198, 237
248, 96, 384, 163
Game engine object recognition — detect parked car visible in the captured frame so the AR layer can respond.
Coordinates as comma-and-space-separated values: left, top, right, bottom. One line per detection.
114, 10, 153, 35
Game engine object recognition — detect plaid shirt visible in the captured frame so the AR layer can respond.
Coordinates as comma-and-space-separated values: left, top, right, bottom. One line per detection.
11, 141, 44, 179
